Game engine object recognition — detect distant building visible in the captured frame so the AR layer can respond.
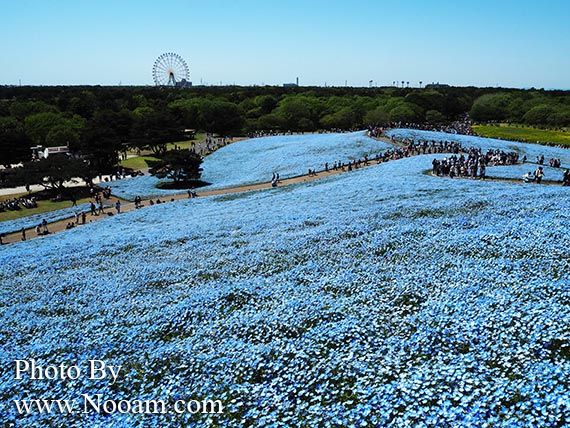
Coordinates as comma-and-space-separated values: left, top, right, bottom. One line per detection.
31, 145, 69, 160
175, 79, 192, 88
425, 82, 450, 89
183, 129, 196, 139
283, 77, 299, 87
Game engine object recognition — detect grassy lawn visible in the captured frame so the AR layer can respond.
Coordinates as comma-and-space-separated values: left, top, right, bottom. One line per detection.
0, 197, 91, 223
2, 133, 210, 223
472, 124, 570, 147
119, 134, 205, 170
166, 135, 203, 150
119, 155, 159, 170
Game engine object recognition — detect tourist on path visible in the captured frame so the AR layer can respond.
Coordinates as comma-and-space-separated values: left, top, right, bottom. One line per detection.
535, 167, 544, 184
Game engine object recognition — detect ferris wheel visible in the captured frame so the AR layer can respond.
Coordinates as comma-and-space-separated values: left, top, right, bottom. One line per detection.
152, 52, 190, 87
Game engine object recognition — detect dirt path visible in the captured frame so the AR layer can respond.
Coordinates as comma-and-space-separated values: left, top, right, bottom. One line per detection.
3, 134, 564, 246
0, 150, 381, 245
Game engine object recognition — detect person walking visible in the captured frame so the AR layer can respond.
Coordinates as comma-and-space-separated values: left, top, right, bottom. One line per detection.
562, 169, 570, 186
115, 200, 121, 214
535, 166, 544, 184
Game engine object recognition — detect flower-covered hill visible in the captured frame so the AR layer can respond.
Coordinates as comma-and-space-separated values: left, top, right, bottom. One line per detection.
386, 128, 570, 166
387, 128, 570, 183
1, 139, 570, 427
200, 131, 393, 189
110, 131, 392, 201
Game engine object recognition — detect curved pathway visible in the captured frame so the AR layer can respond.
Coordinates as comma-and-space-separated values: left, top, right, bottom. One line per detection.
1, 135, 567, 246
0, 144, 388, 245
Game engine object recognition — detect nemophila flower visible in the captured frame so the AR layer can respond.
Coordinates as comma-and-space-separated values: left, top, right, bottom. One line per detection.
385, 128, 570, 167
200, 131, 393, 190
109, 131, 393, 201
1, 130, 570, 426
0, 202, 102, 235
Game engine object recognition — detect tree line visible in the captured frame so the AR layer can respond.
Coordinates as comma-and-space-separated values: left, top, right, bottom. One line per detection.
1, 85, 569, 178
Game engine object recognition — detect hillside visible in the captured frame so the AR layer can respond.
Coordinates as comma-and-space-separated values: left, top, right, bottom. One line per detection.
1, 131, 569, 427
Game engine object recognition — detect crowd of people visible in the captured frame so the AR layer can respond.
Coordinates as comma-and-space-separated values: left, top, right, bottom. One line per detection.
400, 138, 464, 155
192, 134, 234, 155
370, 113, 476, 137
17, 187, 123, 241
539, 156, 563, 168
0, 196, 38, 212
428, 147, 570, 185
432, 147, 521, 179
18, 218, 52, 242
379, 129, 570, 185
4, 122, 570, 244
248, 129, 358, 139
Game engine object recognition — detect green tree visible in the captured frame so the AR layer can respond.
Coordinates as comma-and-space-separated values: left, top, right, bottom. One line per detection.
389, 103, 420, 123
79, 109, 133, 172
133, 106, 155, 119
363, 107, 389, 126
547, 109, 570, 127
14, 155, 96, 192
24, 112, 63, 145
130, 109, 182, 155
147, 150, 203, 183
425, 110, 446, 124
255, 95, 278, 114
169, 98, 201, 129
25, 113, 86, 148
199, 100, 244, 135
274, 95, 323, 131
255, 113, 286, 130
522, 104, 556, 126
0, 117, 32, 167
506, 96, 527, 122
45, 124, 80, 149
169, 98, 243, 135
470, 93, 512, 122
46, 115, 85, 148
68, 91, 98, 118
320, 107, 357, 129
405, 89, 444, 112
9, 101, 57, 121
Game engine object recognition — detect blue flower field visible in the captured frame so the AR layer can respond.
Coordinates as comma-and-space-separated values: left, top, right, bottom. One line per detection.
109, 131, 392, 201
1, 131, 569, 427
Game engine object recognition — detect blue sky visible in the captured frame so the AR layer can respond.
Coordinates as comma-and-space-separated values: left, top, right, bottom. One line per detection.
2, 0, 569, 88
